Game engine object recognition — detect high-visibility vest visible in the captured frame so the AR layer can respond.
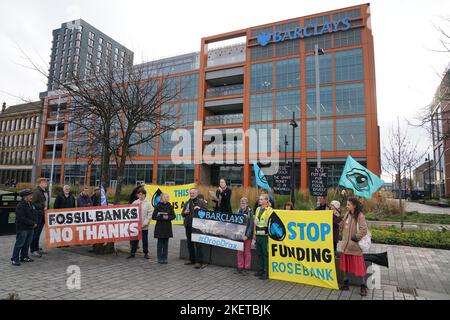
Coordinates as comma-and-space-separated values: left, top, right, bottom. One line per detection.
254, 206, 273, 236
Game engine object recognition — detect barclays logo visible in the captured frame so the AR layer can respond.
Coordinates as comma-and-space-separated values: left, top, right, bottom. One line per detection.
256, 17, 352, 47
198, 210, 206, 219
257, 32, 271, 46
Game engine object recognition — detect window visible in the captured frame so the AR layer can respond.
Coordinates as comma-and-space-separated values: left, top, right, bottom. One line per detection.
304, 33, 332, 52
333, 8, 361, 21
307, 119, 334, 151
276, 58, 300, 89
305, 54, 332, 85
250, 45, 274, 61
76, 33, 82, 40
180, 74, 199, 100
88, 39, 94, 47
336, 117, 366, 150
250, 92, 273, 122
99, 37, 103, 44
250, 62, 273, 92
178, 102, 197, 127
89, 31, 95, 40
306, 86, 333, 117
275, 39, 300, 57
276, 90, 300, 120
158, 130, 177, 155
334, 28, 362, 48
276, 121, 301, 152
335, 83, 365, 115
334, 48, 363, 82
249, 123, 274, 155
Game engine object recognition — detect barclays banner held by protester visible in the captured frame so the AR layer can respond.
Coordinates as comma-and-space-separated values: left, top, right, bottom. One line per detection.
191, 210, 247, 251
145, 183, 195, 225
267, 210, 339, 290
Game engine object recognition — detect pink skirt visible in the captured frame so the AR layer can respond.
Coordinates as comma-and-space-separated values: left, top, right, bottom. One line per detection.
339, 253, 366, 277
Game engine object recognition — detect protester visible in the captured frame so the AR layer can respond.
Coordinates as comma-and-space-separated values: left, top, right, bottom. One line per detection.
77, 186, 93, 207
129, 183, 145, 204
182, 188, 208, 269
152, 193, 176, 264
30, 178, 49, 258
91, 187, 101, 206
284, 202, 294, 210
253, 189, 275, 212
253, 193, 273, 280
236, 197, 253, 274
214, 179, 232, 214
315, 196, 329, 210
54, 185, 76, 209
128, 188, 152, 259
11, 189, 37, 266
330, 200, 342, 253
339, 197, 368, 296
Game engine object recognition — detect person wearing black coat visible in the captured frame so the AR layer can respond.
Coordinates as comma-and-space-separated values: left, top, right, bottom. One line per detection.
214, 179, 232, 214
11, 190, 38, 266
152, 193, 176, 264
54, 185, 76, 209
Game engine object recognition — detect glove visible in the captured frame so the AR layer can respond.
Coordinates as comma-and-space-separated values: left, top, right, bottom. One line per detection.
351, 235, 358, 242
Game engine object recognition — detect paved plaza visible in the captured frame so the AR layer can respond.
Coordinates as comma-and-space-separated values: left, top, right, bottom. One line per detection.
0, 225, 449, 300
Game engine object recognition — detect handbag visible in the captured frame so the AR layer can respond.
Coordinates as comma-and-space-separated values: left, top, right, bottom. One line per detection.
356, 221, 372, 253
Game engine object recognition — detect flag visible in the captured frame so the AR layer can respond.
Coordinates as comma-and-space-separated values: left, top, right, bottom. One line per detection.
100, 185, 108, 206
253, 161, 271, 191
339, 155, 384, 198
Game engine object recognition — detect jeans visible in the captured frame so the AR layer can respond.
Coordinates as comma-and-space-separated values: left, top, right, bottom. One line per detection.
185, 226, 203, 263
256, 236, 268, 273
237, 239, 252, 270
157, 238, 169, 262
12, 230, 34, 261
130, 229, 149, 255
30, 214, 44, 253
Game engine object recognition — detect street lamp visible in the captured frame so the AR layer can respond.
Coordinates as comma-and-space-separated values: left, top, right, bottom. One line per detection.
289, 112, 298, 204
284, 135, 288, 165
49, 94, 61, 200
425, 154, 432, 199
314, 44, 325, 169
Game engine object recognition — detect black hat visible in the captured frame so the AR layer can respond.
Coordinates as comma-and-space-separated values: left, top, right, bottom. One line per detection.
19, 189, 33, 197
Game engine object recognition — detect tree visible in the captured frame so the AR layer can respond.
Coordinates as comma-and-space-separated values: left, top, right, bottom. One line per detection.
383, 118, 426, 229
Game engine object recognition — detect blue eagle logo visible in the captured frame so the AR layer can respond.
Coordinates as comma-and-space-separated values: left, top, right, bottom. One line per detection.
257, 32, 271, 46
197, 210, 206, 219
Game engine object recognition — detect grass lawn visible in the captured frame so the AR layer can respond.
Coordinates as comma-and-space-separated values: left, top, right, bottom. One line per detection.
366, 211, 450, 225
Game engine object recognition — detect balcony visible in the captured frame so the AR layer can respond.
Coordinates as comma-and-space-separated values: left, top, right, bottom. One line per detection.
205, 113, 243, 126
206, 84, 243, 98
45, 151, 62, 159
207, 43, 246, 68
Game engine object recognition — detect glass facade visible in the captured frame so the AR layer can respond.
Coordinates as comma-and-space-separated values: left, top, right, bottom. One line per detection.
250, 92, 273, 122
276, 121, 301, 152
334, 48, 363, 82
250, 62, 273, 91
276, 90, 300, 120
307, 119, 334, 151
306, 86, 333, 118
157, 163, 194, 185
305, 54, 332, 85
335, 83, 365, 115
275, 58, 300, 89
336, 117, 366, 150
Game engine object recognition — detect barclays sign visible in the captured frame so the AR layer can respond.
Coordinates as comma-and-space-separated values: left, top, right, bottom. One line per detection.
256, 17, 352, 46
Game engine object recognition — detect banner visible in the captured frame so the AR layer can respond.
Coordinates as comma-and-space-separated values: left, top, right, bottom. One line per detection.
267, 210, 338, 290
310, 167, 328, 197
273, 164, 291, 195
339, 155, 384, 198
191, 210, 247, 251
45, 204, 141, 247
145, 183, 195, 225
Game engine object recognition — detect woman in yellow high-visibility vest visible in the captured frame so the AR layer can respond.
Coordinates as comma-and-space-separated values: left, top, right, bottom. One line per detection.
253, 194, 273, 280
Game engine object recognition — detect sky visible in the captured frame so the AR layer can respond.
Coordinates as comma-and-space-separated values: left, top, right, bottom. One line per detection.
0, 0, 449, 180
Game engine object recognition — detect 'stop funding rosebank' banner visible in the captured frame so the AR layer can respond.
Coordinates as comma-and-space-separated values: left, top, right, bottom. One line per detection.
145, 183, 195, 225
267, 210, 338, 290
45, 204, 141, 247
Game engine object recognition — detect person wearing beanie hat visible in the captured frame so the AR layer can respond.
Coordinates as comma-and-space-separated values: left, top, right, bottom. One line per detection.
330, 200, 342, 254
11, 189, 38, 266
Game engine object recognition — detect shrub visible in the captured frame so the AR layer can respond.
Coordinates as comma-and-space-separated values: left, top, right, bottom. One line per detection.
371, 226, 450, 250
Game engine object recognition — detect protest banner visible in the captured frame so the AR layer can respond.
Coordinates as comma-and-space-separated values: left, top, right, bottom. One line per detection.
273, 164, 291, 195
145, 183, 195, 225
45, 204, 142, 247
191, 210, 247, 251
267, 210, 338, 290
309, 167, 328, 197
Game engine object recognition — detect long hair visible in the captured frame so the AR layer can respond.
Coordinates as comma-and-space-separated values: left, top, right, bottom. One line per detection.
347, 197, 362, 220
